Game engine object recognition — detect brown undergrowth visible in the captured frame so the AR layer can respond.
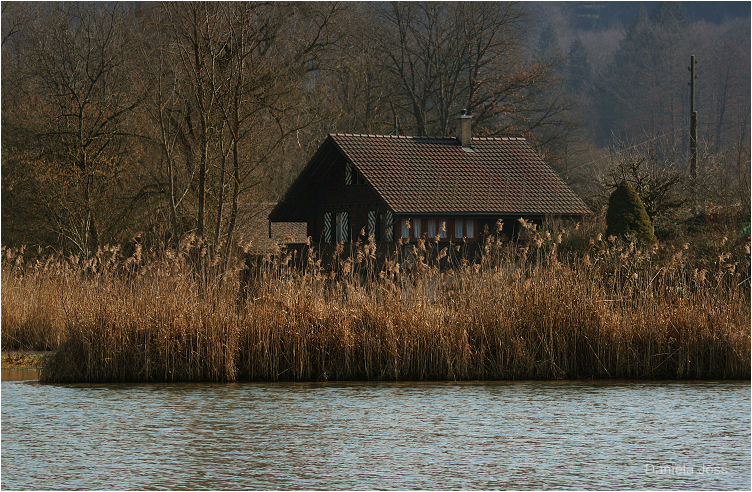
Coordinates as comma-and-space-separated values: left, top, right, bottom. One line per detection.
2, 221, 749, 383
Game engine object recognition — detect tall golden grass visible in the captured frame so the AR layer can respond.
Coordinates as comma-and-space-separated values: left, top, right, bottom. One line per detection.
2, 221, 749, 383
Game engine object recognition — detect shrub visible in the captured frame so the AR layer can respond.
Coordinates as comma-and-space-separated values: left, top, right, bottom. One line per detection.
606, 180, 657, 243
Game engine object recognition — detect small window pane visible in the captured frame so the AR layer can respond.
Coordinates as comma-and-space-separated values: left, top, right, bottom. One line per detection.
401, 218, 410, 239
455, 218, 463, 238
427, 219, 436, 237
413, 218, 421, 238
439, 219, 448, 238
466, 219, 475, 238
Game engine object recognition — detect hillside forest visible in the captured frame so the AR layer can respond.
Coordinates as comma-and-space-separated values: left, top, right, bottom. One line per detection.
2, 1, 750, 255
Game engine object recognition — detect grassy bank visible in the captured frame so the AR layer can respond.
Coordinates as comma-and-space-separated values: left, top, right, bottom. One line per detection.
1, 352, 46, 370
2, 222, 749, 383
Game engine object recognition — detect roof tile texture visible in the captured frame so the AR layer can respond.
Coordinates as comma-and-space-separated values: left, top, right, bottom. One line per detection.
237, 202, 307, 253
330, 134, 590, 216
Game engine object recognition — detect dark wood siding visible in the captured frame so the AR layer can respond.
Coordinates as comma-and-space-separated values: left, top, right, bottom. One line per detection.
302, 153, 386, 242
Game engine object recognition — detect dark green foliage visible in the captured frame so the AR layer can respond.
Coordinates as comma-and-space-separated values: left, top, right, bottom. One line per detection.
649, 2, 689, 27
567, 38, 591, 93
606, 181, 657, 243
536, 22, 562, 60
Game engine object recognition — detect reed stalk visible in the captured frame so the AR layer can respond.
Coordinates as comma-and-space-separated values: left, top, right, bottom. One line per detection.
2, 224, 748, 383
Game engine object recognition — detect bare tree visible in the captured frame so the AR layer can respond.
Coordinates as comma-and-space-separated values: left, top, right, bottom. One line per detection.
603, 135, 687, 222
312, 3, 397, 135
135, 2, 341, 267
222, 3, 342, 269
2, 2, 140, 254
368, 1, 576, 155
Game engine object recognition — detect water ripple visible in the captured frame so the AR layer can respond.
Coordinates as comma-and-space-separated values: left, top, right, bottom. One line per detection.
2, 380, 750, 490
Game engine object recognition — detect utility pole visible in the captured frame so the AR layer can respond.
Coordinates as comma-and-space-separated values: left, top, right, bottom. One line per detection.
688, 55, 698, 181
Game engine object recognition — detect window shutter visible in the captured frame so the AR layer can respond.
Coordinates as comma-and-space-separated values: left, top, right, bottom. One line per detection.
384, 210, 393, 241
368, 211, 376, 238
335, 213, 342, 242
345, 161, 352, 185
324, 213, 332, 242
341, 212, 349, 242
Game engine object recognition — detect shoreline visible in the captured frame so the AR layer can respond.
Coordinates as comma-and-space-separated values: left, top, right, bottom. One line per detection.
3, 351, 749, 383
1, 351, 48, 371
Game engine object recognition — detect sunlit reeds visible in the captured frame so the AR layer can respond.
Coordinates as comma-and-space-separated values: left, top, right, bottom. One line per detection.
2, 221, 749, 383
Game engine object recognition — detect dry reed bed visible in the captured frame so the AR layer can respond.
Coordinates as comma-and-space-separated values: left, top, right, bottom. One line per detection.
1, 229, 749, 383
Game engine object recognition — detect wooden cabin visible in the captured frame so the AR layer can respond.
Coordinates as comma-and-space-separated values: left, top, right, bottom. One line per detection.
269, 112, 590, 247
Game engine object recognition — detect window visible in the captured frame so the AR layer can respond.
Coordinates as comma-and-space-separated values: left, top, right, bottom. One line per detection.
455, 218, 463, 239
452, 218, 475, 239
439, 219, 448, 239
345, 161, 365, 185
427, 218, 436, 238
413, 218, 421, 238
401, 218, 410, 239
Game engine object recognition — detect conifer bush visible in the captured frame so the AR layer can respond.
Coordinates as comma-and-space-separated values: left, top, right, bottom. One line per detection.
605, 180, 657, 243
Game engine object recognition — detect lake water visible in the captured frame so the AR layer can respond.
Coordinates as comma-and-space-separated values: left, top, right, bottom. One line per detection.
2, 374, 750, 490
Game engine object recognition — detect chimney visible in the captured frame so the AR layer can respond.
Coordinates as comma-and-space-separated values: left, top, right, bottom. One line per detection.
456, 109, 472, 148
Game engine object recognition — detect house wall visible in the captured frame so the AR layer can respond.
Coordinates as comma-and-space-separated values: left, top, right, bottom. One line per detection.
394, 217, 478, 241
392, 216, 537, 243
305, 153, 387, 243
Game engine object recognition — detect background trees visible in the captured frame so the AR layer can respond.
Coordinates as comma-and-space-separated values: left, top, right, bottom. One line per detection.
2, 2, 141, 254
593, 4, 690, 146
138, 3, 341, 250
2, 1, 749, 253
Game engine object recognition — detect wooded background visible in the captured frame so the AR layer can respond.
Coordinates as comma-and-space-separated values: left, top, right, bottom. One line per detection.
2, 1, 749, 255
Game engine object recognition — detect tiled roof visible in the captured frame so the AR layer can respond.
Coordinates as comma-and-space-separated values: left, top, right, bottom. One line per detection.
329, 134, 590, 216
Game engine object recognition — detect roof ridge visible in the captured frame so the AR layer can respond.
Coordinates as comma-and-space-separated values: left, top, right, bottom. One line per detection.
330, 133, 456, 140
473, 136, 527, 141
331, 133, 407, 139
330, 133, 526, 141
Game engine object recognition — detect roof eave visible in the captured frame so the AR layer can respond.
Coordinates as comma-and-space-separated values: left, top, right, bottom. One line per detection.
268, 135, 339, 222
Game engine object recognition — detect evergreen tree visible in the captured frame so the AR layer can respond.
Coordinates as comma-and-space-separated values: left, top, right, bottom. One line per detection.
567, 38, 591, 93
593, 2, 691, 146
536, 22, 564, 70
605, 181, 658, 243
648, 2, 689, 28
624, 3, 649, 42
